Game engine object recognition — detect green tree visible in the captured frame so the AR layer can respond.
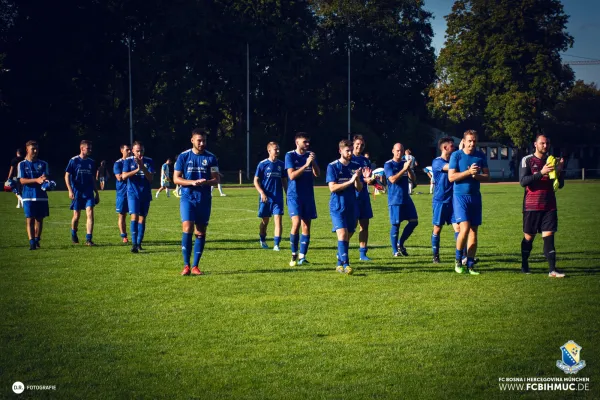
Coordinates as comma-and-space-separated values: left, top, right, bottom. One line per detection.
429, 0, 574, 148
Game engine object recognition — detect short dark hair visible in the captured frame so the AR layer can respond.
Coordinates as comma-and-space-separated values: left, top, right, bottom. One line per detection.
535, 133, 549, 142
16, 148, 23, 155
438, 136, 454, 149
463, 130, 478, 139
132, 140, 143, 148
120, 144, 129, 150
339, 139, 352, 149
352, 134, 365, 143
295, 132, 310, 140
267, 141, 279, 150
192, 128, 208, 137
25, 140, 38, 148
80, 140, 92, 147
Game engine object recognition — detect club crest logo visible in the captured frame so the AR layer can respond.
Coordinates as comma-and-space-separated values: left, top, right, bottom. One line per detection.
202, 160, 207, 166
556, 341, 586, 374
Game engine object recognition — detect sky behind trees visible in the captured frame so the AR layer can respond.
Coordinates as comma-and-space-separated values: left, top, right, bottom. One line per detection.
426, 0, 600, 84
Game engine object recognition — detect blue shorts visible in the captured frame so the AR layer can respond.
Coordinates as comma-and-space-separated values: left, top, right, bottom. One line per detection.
70, 197, 95, 211
116, 195, 128, 214
331, 210, 357, 233
453, 194, 482, 226
287, 197, 317, 220
128, 197, 151, 217
258, 200, 284, 218
432, 201, 456, 226
180, 195, 212, 225
389, 202, 418, 225
356, 193, 373, 220
24, 200, 49, 219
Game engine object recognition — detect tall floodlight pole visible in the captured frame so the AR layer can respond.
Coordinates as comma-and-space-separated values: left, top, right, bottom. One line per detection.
246, 43, 250, 180
128, 36, 133, 145
347, 46, 351, 140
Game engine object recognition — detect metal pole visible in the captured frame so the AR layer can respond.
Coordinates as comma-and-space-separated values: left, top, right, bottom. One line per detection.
347, 46, 351, 140
246, 43, 250, 180
128, 36, 133, 145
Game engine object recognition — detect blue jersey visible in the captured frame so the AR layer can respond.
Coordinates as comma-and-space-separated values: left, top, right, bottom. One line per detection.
326, 160, 360, 213
66, 156, 96, 198
351, 154, 370, 199
123, 156, 155, 200
448, 150, 488, 195
161, 163, 171, 181
255, 158, 285, 203
384, 159, 410, 205
113, 159, 128, 197
175, 149, 219, 202
285, 150, 316, 201
17, 159, 49, 201
432, 157, 453, 203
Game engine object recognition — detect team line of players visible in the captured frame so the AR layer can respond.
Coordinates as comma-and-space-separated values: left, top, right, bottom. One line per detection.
14, 128, 566, 277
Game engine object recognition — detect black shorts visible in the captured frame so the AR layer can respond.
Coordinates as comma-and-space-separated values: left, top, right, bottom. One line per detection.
523, 210, 558, 234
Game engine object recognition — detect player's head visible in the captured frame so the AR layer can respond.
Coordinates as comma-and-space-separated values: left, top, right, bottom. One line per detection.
166, 157, 172, 164
100, 160, 106, 166
267, 141, 280, 158
392, 143, 404, 161
404, 148, 411, 155
16, 148, 23, 157
534, 134, 550, 155
25, 140, 39, 159
438, 136, 455, 154
120, 144, 131, 158
295, 132, 310, 151
191, 128, 208, 152
463, 130, 477, 153
80, 140, 92, 157
352, 134, 365, 155
132, 140, 145, 158
339, 139, 352, 161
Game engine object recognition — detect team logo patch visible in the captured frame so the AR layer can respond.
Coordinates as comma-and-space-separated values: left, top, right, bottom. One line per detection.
202, 160, 207, 166
556, 341, 586, 374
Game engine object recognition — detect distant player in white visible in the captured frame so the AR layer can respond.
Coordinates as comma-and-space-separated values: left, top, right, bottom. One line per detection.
156, 158, 173, 198
423, 166, 434, 194
404, 149, 418, 194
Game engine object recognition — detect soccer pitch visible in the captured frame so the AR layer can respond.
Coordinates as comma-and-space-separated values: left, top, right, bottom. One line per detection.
1, 183, 599, 399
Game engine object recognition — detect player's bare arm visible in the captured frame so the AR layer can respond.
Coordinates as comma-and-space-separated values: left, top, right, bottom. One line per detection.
65, 172, 75, 200
329, 168, 361, 193
20, 174, 46, 185
473, 167, 490, 181
253, 176, 268, 202
448, 164, 479, 182
136, 160, 154, 183
388, 163, 410, 184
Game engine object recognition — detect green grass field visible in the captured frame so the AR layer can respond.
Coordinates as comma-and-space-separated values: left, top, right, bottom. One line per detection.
1, 183, 599, 399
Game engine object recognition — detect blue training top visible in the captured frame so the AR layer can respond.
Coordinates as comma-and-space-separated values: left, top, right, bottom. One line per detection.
65, 156, 96, 198
255, 158, 285, 204
113, 159, 128, 198
432, 156, 453, 204
285, 150, 316, 201
18, 159, 49, 202
351, 154, 370, 200
326, 159, 361, 213
448, 149, 488, 195
174, 149, 219, 202
123, 156, 155, 201
384, 159, 411, 206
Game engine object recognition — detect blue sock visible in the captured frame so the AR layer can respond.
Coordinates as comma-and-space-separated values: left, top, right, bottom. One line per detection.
343, 241, 350, 264
432, 233, 440, 255
138, 223, 145, 246
463, 247, 468, 259
259, 234, 266, 242
71, 229, 77, 237
35, 237, 40, 244
467, 257, 474, 268
182, 232, 192, 266
290, 234, 299, 254
359, 247, 367, 257
399, 221, 418, 247
337, 241, 346, 264
456, 249, 463, 261
29, 239, 35, 247
193, 235, 205, 266
299, 234, 310, 257
390, 224, 400, 254
336, 253, 342, 266
274, 236, 281, 246
120, 232, 127, 238
130, 221, 138, 245
85, 233, 92, 242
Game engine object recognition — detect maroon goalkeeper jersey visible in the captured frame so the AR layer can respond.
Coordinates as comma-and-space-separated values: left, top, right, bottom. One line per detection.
519, 154, 560, 212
